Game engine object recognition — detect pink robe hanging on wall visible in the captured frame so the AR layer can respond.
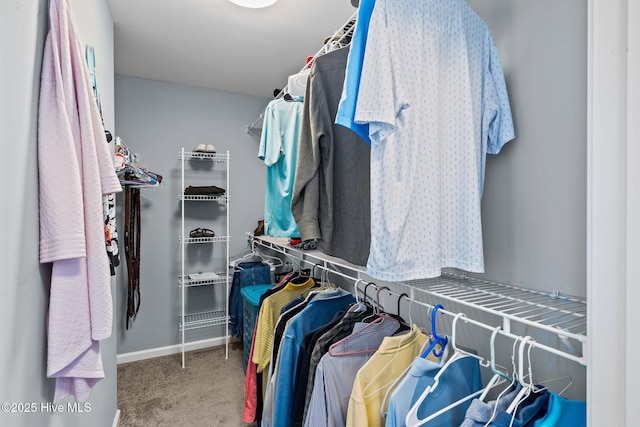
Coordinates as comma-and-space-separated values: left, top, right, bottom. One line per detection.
38, 0, 122, 402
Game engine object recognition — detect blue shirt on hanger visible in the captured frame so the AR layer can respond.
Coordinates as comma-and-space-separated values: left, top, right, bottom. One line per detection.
490, 387, 550, 427
271, 290, 355, 427
387, 354, 482, 427
334, 0, 376, 144
532, 392, 586, 427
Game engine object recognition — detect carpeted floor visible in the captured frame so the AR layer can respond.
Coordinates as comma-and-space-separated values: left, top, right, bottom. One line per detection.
117, 342, 253, 426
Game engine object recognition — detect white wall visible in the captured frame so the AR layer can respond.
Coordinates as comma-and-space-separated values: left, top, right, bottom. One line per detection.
0, 0, 118, 426
114, 75, 268, 354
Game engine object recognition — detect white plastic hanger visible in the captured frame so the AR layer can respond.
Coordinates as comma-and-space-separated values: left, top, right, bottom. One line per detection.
230, 249, 283, 271
483, 336, 525, 427
360, 322, 423, 400
505, 336, 537, 415
379, 329, 448, 419
405, 313, 502, 427
352, 279, 375, 312
478, 326, 513, 402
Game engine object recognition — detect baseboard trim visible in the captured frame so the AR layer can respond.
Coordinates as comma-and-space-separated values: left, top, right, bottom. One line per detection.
112, 409, 121, 427
116, 337, 232, 365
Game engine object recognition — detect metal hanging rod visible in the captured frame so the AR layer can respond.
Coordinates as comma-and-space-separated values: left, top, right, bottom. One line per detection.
246, 11, 358, 133
354, 280, 586, 366
249, 234, 587, 366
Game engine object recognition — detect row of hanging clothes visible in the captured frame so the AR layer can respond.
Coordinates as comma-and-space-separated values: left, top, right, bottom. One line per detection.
253, 12, 374, 267
255, 0, 517, 284
237, 249, 586, 427
113, 137, 163, 329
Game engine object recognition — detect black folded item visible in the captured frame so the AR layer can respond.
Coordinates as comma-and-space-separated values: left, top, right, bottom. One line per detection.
296, 239, 317, 250
184, 185, 225, 196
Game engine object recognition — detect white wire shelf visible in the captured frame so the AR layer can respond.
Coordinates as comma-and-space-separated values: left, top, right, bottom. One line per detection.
179, 310, 229, 331
179, 272, 228, 288
405, 273, 587, 343
178, 151, 229, 162
250, 234, 587, 363
178, 194, 227, 202
180, 235, 230, 245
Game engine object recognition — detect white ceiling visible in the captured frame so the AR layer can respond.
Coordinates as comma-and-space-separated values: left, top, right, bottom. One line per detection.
107, 0, 357, 99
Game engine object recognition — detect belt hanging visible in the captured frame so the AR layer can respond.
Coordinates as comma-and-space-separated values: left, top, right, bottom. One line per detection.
124, 187, 142, 329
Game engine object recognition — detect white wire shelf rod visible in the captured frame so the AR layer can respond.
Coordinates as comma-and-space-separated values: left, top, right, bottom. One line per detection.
423, 280, 566, 304
561, 323, 588, 334
480, 297, 558, 311
179, 279, 227, 288
441, 289, 545, 306
251, 234, 367, 276
410, 285, 586, 343
501, 300, 587, 320
252, 233, 587, 343
179, 273, 228, 282
441, 273, 580, 301
179, 195, 227, 202
366, 282, 586, 366
423, 280, 585, 318
546, 316, 587, 330
509, 301, 587, 321
178, 151, 229, 161
179, 310, 228, 331
180, 236, 230, 244
424, 285, 564, 314
423, 287, 526, 305
534, 308, 588, 324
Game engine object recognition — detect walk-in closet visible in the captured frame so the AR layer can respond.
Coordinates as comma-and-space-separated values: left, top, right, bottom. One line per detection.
2, 0, 638, 426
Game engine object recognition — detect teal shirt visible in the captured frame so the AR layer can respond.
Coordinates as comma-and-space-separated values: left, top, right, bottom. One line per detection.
532, 393, 586, 427
259, 97, 303, 237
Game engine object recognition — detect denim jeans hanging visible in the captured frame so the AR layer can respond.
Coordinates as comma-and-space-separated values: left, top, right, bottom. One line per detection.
229, 261, 272, 339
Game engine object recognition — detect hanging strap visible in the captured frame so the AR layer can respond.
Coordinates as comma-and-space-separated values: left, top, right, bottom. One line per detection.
124, 187, 142, 329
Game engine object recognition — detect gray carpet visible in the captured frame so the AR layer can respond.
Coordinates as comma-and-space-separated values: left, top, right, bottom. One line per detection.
117, 342, 254, 426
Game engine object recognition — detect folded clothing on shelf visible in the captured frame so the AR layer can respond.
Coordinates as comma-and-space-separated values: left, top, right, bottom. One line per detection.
193, 144, 216, 153
188, 272, 221, 281
189, 228, 215, 238
184, 185, 225, 195
296, 239, 317, 250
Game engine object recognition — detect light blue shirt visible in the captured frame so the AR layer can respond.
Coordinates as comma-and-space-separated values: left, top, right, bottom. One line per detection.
459, 384, 522, 427
304, 317, 400, 427
532, 392, 586, 427
259, 97, 303, 237
334, 0, 376, 144
386, 355, 482, 427
356, 0, 515, 281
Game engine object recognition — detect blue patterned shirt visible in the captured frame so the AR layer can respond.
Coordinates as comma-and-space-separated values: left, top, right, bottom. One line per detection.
356, 0, 515, 281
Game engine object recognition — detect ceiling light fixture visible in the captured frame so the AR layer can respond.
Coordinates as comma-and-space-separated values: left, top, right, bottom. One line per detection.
227, 0, 278, 8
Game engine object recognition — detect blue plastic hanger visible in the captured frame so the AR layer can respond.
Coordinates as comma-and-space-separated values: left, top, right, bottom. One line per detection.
421, 304, 448, 358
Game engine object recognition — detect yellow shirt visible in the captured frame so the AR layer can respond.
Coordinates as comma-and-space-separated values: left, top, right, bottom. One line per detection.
252, 277, 315, 373
346, 324, 428, 427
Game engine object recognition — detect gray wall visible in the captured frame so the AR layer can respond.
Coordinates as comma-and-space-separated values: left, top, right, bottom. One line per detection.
0, 0, 118, 426
472, 0, 587, 299
114, 75, 268, 354
351, 0, 589, 400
